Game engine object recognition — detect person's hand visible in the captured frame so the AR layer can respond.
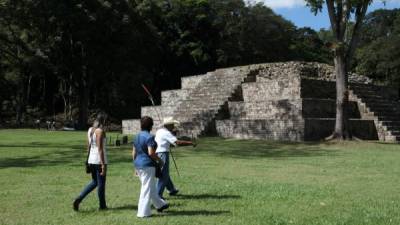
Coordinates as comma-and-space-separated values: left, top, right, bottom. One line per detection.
100, 165, 107, 176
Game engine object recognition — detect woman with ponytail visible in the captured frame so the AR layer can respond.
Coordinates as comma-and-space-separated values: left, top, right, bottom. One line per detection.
73, 112, 108, 211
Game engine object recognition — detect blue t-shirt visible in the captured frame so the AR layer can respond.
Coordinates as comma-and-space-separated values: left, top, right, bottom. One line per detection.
133, 131, 157, 168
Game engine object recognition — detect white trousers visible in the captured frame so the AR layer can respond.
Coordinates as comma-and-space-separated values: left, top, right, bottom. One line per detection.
136, 167, 167, 217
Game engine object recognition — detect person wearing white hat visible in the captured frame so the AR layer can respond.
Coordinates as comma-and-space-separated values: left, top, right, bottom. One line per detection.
155, 117, 195, 199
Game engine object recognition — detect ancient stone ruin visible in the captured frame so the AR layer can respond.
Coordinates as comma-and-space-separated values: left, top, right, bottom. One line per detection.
122, 62, 400, 141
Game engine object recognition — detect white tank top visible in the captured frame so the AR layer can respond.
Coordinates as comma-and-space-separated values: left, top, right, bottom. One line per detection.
87, 127, 108, 164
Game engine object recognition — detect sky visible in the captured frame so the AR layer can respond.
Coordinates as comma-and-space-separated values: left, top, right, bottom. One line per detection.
256, 0, 400, 30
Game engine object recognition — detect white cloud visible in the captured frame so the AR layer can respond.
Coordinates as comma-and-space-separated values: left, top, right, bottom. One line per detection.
258, 0, 306, 9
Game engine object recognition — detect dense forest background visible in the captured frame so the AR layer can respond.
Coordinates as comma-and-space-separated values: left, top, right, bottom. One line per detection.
0, 0, 399, 129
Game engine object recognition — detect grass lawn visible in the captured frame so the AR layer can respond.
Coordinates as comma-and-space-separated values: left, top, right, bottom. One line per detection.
1, 129, 400, 225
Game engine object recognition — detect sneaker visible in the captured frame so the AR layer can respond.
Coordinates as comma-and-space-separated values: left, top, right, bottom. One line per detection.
157, 203, 169, 212
73, 199, 80, 211
169, 189, 179, 196
99, 206, 108, 211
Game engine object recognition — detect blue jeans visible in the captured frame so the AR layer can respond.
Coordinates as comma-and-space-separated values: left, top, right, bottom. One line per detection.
76, 164, 107, 208
157, 152, 177, 198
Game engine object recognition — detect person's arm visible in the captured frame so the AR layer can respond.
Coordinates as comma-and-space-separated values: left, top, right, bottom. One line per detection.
96, 128, 107, 176
132, 147, 137, 160
87, 128, 92, 153
148, 146, 164, 167
176, 140, 195, 146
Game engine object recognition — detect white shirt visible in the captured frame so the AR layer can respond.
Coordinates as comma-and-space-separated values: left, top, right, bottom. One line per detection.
155, 127, 177, 153
87, 127, 108, 164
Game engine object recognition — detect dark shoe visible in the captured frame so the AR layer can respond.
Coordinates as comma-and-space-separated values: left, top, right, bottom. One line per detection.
169, 189, 179, 196
157, 203, 169, 212
73, 199, 80, 211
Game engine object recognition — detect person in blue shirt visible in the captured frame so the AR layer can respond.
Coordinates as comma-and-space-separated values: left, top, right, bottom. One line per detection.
133, 116, 169, 218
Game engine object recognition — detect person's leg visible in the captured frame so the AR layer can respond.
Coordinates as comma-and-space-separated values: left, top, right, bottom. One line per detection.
76, 166, 98, 201
96, 165, 107, 209
74, 165, 98, 210
157, 152, 168, 198
163, 152, 177, 194
137, 167, 152, 217
148, 167, 167, 210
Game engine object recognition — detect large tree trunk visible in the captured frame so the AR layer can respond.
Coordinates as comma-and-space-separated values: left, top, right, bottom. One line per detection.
332, 50, 351, 140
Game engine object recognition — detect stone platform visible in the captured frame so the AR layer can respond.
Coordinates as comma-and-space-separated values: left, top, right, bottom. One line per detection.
122, 62, 400, 142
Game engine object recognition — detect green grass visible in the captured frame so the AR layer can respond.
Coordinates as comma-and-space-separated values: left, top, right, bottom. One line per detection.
1, 129, 400, 225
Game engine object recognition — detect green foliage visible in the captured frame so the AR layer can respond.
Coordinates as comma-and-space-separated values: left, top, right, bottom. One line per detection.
1, 130, 400, 225
0, 0, 339, 126
291, 27, 332, 64
354, 9, 400, 87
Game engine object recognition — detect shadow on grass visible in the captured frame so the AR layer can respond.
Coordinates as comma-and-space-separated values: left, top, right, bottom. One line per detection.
185, 137, 342, 159
108, 204, 137, 211
0, 137, 343, 168
174, 194, 241, 200
158, 210, 230, 217
0, 142, 132, 168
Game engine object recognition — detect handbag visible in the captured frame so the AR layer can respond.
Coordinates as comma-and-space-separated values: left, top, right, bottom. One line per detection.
154, 161, 162, 178
85, 128, 95, 174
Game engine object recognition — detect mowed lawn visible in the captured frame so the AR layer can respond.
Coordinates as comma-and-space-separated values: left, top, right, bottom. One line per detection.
1, 130, 400, 225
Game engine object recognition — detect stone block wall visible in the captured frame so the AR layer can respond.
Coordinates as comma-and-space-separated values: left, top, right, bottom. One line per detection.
161, 89, 189, 106
238, 100, 302, 120
242, 79, 301, 102
122, 119, 140, 135
216, 119, 304, 141
181, 73, 209, 89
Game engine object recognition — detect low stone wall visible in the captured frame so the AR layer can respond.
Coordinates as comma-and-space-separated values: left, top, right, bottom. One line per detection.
216, 119, 304, 141
304, 118, 378, 141
122, 119, 141, 135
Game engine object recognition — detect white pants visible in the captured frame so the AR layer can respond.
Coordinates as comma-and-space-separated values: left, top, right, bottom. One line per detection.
136, 167, 167, 217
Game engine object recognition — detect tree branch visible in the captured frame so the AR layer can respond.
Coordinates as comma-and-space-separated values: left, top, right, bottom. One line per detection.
326, 0, 338, 36
345, 0, 370, 63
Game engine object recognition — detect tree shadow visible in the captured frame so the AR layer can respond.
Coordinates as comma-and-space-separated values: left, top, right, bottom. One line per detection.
174, 194, 241, 200
182, 138, 341, 159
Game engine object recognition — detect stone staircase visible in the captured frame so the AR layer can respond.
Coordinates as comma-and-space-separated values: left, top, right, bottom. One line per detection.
349, 83, 400, 141
169, 66, 261, 137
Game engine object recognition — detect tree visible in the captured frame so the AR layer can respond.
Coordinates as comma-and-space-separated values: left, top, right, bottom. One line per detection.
305, 0, 376, 140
